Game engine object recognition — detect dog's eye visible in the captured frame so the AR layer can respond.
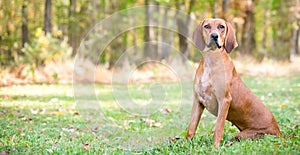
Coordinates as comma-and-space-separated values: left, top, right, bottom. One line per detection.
218, 25, 225, 30
204, 25, 210, 29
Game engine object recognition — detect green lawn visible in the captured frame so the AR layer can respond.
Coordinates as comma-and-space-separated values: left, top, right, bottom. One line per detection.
0, 76, 299, 154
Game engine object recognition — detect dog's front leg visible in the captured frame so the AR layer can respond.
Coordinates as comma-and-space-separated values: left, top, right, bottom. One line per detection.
186, 95, 205, 139
214, 92, 232, 147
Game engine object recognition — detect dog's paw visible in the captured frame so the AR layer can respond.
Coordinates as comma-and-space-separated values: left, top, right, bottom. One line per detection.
213, 141, 220, 148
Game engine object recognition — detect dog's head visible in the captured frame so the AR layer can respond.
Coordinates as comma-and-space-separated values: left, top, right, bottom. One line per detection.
193, 18, 238, 53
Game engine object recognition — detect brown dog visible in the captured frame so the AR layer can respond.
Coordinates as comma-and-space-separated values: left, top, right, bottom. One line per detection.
186, 18, 282, 147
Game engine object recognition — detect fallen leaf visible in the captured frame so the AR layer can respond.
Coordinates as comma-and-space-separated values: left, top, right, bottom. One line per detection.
50, 98, 59, 103
129, 114, 138, 118
163, 108, 172, 114
62, 128, 75, 133
168, 136, 181, 143
82, 143, 90, 150
21, 116, 32, 121
147, 137, 152, 142
280, 104, 288, 109
16, 127, 24, 131
16, 110, 22, 115
293, 124, 299, 129
9, 120, 15, 125
2, 109, 7, 114
267, 93, 272, 96
20, 132, 26, 136
144, 118, 163, 128
30, 109, 39, 114
40, 108, 46, 114
3, 95, 11, 99
289, 133, 296, 138
53, 111, 64, 116
12, 135, 17, 141
225, 141, 234, 146
52, 142, 58, 149
0, 150, 9, 155
153, 122, 163, 128
145, 118, 155, 126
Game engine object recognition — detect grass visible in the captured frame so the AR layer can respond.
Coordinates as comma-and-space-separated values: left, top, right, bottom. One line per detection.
0, 76, 299, 154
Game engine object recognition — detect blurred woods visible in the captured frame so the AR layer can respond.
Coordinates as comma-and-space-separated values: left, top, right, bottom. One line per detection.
0, 0, 300, 72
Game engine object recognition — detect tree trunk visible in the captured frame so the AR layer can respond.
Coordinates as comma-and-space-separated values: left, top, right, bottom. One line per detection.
220, 0, 228, 18
161, 7, 170, 60
213, 1, 219, 18
208, 0, 218, 18
44, 0, 52, 34
154, 2, 160, 58
22, 0, 28, 47
290, 0, 300, 61
297, 28, 300, 55
143, 1, 155, 59
131, 17, 138, 56
262, 9, 269, 49
176, 0, 195, 62
296, 0, 300, 55
241, 0, 256, 55
69, 0, 77, 56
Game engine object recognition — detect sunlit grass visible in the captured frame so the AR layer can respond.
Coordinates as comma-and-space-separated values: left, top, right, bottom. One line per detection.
0, 76, 299, 154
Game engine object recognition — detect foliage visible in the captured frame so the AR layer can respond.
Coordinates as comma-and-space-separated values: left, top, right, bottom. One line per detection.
0, 0, 299, 68
0, 76, 299, 153
20, 28, 72, 67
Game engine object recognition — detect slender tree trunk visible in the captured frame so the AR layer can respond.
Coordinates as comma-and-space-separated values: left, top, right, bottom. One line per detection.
290, 0, 300, 61
297, 27, 300, 55
290, 27, 297, 62
69, 0, 77, 56
161, 7, 170, 60
143, 1, 155, 59
176, 0, 195, 62
144, 0, 150, 57
131, 17, 138, 56
208, 0, 218, 18
296, 0, 300, 55
44, 0, 52, 34
262, 9, 269, 49
213, 1, 219, 18
154, 2, 160, 58
167, 11, 176, 61
241, 0, 256, 54
22, 0, 28, 47
221, 0, 228, 18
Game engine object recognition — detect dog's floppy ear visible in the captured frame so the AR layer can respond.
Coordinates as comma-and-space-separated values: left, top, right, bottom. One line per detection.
224, 21, 238, 53
193, 21, 205, 51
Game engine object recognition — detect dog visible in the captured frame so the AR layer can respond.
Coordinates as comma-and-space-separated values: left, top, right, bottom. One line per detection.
186, 18, 282, 147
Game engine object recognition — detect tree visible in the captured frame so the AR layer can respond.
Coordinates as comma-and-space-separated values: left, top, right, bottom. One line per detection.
290, 0, 300, 62
44, 0, 52, 34
22, 0, 28, 47
241, 0, 256, 55
175, 0, 195, 62
143, 0, 156, 59
221, 0, 228, 18
68, 0, 77, 56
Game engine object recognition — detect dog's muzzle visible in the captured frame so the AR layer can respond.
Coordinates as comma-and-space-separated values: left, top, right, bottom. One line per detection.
209, 33, 222, 49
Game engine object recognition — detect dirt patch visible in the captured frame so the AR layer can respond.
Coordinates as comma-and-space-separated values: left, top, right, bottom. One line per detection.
1, 57, 299, 87
232, 56, 300, 77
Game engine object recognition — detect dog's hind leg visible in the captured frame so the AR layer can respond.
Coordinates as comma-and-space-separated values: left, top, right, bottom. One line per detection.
234, 129, 264, 141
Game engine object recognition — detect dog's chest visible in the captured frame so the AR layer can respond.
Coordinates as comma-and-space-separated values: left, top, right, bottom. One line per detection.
194, 63, 218, 116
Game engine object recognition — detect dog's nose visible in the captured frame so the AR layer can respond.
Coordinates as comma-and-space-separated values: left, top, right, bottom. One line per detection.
211, 33, 218, 40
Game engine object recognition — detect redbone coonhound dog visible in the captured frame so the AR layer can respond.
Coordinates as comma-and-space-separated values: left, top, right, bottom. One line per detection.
186, 18, 282, 147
